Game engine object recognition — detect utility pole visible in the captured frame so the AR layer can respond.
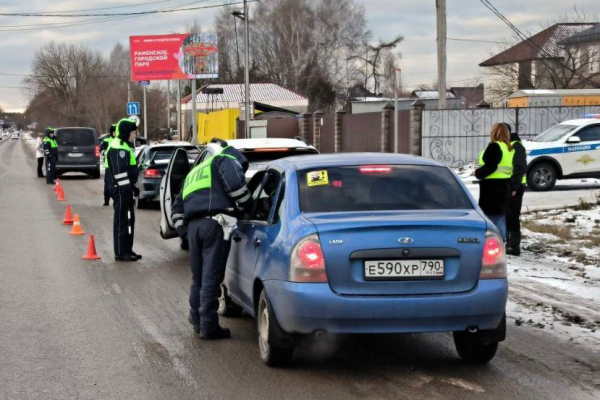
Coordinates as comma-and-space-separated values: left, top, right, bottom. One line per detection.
436, 0, 447, 109
167, 80, 171, 137
394, 68, 401, 153
127, 81, 132, 103
243, 0, 251, 139
143, 84, 148, 139
191, 78, 197, 143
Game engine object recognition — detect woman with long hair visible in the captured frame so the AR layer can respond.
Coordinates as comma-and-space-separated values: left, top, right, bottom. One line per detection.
475, 123, 515, 239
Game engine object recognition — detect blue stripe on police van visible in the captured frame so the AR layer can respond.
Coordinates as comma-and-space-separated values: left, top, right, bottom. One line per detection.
529, 143, 600, 156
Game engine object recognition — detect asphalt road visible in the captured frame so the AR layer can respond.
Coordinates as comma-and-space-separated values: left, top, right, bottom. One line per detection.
1, 138, 599, 400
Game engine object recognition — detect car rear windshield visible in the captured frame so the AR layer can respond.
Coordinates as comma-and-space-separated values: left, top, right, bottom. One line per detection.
298, 165, 473, 212
150, 146, 199, 162
56, 129, 96, 146
243, 148, 318, 164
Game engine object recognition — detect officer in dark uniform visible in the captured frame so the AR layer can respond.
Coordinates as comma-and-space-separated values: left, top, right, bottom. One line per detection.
101, 125, 117, 206
172, 139, 252, 340
105, 118, 141, 262
505, 123, 527, 256
42, 127, 58, 185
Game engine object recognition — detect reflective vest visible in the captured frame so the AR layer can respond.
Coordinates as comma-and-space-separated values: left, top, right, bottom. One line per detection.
104, 138, 136, 168
182, 150, 237, 201
511, 140, 527, 185
478, 141, 514, 179
43, 137, 57, 148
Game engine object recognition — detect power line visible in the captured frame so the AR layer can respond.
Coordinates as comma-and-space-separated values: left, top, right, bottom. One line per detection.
447, 37, 508, 44
4, 0, 178, 16
0, 0, 248, 18
0, 85, 22, 89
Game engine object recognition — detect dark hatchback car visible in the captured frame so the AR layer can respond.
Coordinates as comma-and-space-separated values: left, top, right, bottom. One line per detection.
55, 127, 100, 179
135, 142, 201, 209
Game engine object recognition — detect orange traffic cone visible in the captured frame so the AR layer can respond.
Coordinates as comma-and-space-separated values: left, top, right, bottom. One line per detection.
62, 204, 74, 225
82, 235, 101, 260
57, 186, 66, 201
53, 180, 60, 193
69, 214, 85, 236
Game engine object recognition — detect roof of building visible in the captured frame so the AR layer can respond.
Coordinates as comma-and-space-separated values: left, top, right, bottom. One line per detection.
181, 83, 307, 104
411, 90, 456, 99
480, 23, 597, 67
509, 89, 600, 98
561, 24, 600, 46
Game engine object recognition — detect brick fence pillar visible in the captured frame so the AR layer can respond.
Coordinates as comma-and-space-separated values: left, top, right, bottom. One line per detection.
313, 110, 323, 152
381, 102, 394, 152
410, 100, 425, 156
299, 113, 311, 143
334, 109, 345, 153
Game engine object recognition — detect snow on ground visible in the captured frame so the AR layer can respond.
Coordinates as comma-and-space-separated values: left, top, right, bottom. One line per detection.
507, 205, 600, 351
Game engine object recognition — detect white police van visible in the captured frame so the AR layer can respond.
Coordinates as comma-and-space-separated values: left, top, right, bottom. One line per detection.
525, 114, 600, 191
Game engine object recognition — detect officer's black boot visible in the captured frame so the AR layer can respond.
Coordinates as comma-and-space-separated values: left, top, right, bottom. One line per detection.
188, 312, 200, 334
200, 326, 231, 340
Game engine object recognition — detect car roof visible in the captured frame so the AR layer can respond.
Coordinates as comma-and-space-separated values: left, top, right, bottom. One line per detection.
277, 153, 445, 169
227, 138, 315, 150
145, 142, 197, 149
558, 118, 600, 127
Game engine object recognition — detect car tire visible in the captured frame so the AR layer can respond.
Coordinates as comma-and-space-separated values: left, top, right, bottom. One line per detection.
257, 290, 294, 367
218, 284, 244, 317
527, 162, 557, 191
92, 168, 101, 179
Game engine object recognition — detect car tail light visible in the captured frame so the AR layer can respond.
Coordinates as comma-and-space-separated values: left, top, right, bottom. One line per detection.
144, 169, 162, 179
359, 165, 392, 174
290, 234, 328, 283
480, 231, 507, 279
95, 145, 100, 158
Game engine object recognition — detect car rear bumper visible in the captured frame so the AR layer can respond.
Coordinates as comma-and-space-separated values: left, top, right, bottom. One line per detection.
263, 278, 508, 335
56, 164, 99, 170
139, 180, 161, 201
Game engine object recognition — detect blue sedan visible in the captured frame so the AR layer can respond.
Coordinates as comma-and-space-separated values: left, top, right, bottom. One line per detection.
218, 153, 508, 366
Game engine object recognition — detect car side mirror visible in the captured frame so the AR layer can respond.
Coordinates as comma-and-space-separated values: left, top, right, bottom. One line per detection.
567, 136, 581, 144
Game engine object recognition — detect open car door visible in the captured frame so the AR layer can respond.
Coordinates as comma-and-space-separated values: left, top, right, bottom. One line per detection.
159, 148, 191, 239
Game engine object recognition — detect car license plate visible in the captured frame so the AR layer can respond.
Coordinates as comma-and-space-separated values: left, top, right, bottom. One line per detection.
364, 260, 444, 280
68, 153, 83, 157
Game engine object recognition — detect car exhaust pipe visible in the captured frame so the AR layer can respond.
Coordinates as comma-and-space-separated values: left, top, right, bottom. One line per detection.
467, 326, 479, 333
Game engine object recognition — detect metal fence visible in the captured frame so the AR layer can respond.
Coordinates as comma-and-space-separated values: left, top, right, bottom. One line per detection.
422, 105, 600, 167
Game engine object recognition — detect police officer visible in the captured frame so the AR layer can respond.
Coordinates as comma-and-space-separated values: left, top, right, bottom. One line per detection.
506, 123, 527, 256
105, 118, 141, 262
101, 125, 117, 206
172, 139, 252, 340
43, 127, 58, 185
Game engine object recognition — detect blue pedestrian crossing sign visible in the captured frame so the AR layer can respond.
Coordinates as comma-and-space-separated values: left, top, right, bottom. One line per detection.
127, 102, 140, 115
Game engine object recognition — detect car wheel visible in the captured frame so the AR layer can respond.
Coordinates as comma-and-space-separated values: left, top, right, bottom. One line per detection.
92, 168, 101, 179
218, 284, 243, 317
257, 290, 294, 367
527, 162, 557, 191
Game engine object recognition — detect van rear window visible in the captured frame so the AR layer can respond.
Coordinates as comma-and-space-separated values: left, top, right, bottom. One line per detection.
298, 165, 473, 212
57, 129, 96, 146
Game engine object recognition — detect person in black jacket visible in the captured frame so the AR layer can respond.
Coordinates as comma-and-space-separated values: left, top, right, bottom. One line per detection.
101, 125, 117, 206
105, 118, 141, 262
172, 139, 252, 340
506, 124, 527, 256
475, 123, 515, 239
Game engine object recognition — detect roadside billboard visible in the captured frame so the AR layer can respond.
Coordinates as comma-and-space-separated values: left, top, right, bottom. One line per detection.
129, 33, 218, 81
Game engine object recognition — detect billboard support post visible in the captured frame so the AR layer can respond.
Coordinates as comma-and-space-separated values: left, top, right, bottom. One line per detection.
244, 0, 251, 139
177, 80, 182, 141
191, 78, 197, 144
167, 80, 171, 136
143, 85, 148, 139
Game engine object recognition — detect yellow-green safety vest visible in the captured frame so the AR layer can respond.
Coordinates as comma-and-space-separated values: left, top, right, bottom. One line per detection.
478, 141, 514, 179
104, 138, 136, 168
182, 150, 237, 200
43, 137, 57, 148
511, 140, 527, 185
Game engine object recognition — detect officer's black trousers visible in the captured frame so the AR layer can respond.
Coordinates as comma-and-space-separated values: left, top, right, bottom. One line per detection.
45, 158, 56, 184
103, 174, 111, 204
188, 218, 231, 334
113, 193, 135, 256
507, 185, 526, 251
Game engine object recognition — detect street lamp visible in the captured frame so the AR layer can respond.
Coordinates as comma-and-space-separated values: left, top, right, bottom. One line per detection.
232, 2, 251, 139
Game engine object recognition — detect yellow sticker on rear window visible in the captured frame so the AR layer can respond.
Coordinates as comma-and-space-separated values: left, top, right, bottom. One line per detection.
307, 170, 329, 187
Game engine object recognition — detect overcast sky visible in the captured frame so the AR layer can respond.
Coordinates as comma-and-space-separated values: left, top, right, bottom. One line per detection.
0, 0, 598, 112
